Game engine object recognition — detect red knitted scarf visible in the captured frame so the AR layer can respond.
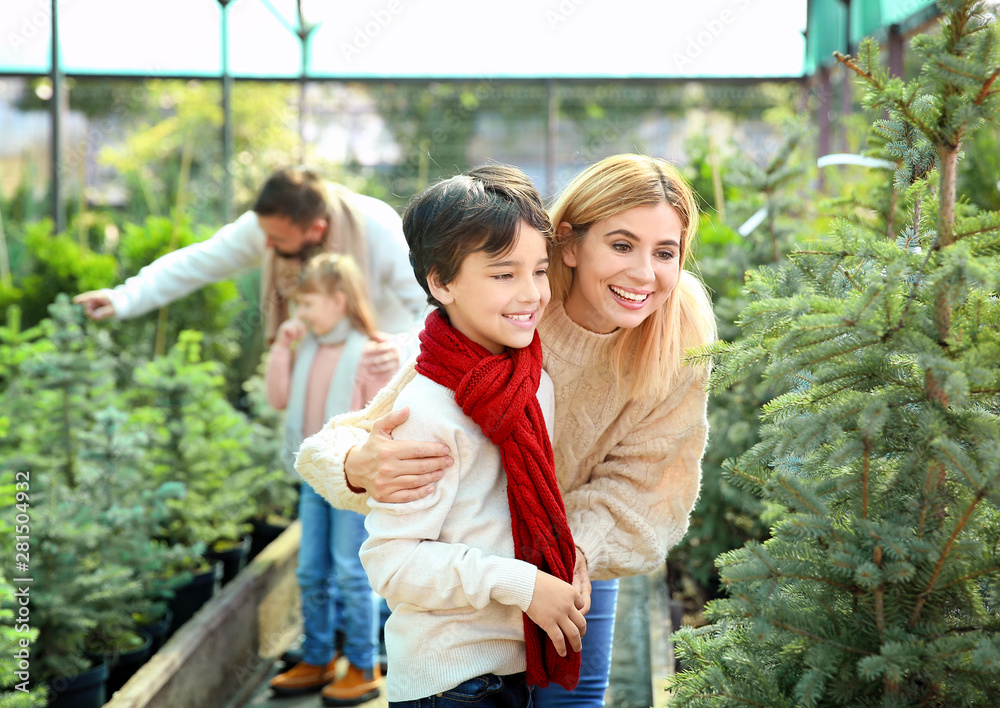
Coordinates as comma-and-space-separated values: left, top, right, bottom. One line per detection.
415, 309, 580, 690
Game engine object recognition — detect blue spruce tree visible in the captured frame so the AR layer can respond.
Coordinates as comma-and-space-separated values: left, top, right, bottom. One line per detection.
669, 2, 1000, 705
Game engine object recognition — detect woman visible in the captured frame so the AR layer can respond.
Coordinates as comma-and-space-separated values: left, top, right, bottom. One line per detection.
296, 153, 716, 705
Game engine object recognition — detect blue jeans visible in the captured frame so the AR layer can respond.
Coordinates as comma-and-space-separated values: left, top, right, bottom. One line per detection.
297, 482, 379, 669
389, 672, 531, 707
532, 579, 618, 707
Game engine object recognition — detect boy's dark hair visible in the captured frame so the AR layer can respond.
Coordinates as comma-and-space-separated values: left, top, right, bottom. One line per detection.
253, 167, 328, 227
402, 164, 552, 309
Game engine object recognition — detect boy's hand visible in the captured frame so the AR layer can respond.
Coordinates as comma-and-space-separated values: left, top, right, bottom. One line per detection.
573, 547, 592, 615
275, 318, 307, 348
344, 407, 451, 500
526, 570, 587, 657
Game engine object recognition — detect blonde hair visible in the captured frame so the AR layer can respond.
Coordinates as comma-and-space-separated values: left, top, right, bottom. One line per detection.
296, 253, 378, 340
549, 154, 716, 398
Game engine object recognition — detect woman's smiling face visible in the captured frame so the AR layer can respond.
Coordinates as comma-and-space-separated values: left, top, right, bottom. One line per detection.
560, 202, 682, 334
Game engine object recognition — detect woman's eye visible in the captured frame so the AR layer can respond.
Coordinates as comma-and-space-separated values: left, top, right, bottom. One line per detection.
492, 273, 513, 281
612, 242, 631, 253
535, 269, 548, 277
655, 250, 676, 260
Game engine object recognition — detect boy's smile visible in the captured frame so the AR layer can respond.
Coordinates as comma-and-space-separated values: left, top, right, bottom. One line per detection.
429, 222, 551, 354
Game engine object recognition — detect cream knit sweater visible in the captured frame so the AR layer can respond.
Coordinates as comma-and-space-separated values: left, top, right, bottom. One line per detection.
361, 372, 554, 701
296, 300, 709, 580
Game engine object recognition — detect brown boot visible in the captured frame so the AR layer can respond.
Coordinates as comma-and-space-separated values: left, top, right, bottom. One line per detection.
269, 657, 339, 696
321, 663, 381, 706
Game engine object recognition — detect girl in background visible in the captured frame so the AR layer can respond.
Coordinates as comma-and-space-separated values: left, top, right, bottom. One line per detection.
267, 253, 391, 706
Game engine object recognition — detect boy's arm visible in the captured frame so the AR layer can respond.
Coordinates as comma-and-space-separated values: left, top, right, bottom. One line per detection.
360, 428, 537, 614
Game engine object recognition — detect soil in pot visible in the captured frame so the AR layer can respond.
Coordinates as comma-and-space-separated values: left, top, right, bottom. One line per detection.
248, 515, 292, 561
205, 536, 251, 586
166, 561, 222, 635
105, 630, 153, 696
137, 607, 173, 654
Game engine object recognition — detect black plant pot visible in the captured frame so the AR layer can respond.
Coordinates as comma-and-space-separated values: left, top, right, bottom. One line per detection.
206, 535, 251, 586
105, 630, 153, 696
138, 607, 173, 655
45, 660, 108, 708
248, 517, 291, 561
167, 562, 222, 635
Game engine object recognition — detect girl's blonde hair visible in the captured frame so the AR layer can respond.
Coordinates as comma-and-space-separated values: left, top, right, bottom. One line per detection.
549, 154, 716, 398
296, 253, 378, 339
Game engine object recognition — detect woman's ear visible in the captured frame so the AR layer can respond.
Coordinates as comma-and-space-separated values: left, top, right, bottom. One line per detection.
426, 270, 455, 306
557, 222, 579, 268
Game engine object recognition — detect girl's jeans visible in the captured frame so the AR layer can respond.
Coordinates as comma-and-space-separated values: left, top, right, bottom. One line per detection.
532, 578, 618, 707
389, 672, 531, 708
296, 482, 380, 669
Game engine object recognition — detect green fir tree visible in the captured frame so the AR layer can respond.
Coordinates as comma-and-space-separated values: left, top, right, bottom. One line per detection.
670, 2, 1000, 706
127, 330, 285, 553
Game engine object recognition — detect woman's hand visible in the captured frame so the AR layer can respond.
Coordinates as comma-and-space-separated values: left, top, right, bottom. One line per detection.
344, 407, 452, 502
573, 546, 592, 615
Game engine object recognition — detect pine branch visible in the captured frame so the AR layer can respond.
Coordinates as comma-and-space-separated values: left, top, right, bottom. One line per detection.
974, 66, 1000, 104
771, 621, 871, 655
933, 59, 985, 84
838, 265, 864, 292
889, 226, 935, 336
938, 565, 1000, 592
952, 225, 1000, 240
910, 490, 986, 628
834, 51, 936, 140
862, 439, 871, 518
692, 693, 771, 707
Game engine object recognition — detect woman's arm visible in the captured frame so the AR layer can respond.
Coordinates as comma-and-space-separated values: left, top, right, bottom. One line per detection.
294, 360, 451, 512
360, 385, 537, 612
562, 369, 709, 581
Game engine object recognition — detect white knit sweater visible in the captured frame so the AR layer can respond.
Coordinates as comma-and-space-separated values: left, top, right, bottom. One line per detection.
361, 371, 555, 701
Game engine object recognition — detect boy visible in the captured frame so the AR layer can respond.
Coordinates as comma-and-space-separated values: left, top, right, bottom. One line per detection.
358, 166, 586, 707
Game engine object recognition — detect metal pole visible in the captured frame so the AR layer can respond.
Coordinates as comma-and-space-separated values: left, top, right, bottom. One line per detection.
50, 0, 65, 233
296, 0, 313, 165
546, 79, 557, 198
839, 0, 852, 152
888, 24, 904, 77
219, 0, 234, 223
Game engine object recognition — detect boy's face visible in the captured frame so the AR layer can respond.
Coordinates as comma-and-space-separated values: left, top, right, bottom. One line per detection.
429, 222, 551, 354
294, 291, 347, 336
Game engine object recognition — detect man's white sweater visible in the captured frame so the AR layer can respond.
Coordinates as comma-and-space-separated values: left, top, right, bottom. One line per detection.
360, 371, 555, 702
103, 196, 427, 336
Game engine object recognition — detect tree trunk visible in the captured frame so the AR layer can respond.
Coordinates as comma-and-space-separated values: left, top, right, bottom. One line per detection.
937, 144, 959, 248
